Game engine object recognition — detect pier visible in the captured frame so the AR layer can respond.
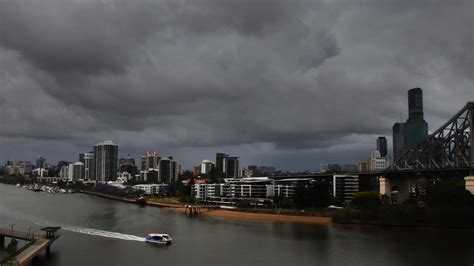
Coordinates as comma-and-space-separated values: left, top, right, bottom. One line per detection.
184, 205, 221, 217
0, 226, 60, 266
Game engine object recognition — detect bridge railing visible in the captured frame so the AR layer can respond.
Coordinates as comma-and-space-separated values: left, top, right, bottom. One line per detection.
0, 228, 35, 241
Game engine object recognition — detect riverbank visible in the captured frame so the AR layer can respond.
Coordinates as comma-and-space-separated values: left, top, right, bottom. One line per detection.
79, 190, 333, 224
200, 209, 332, 225
79, 190, 184, 208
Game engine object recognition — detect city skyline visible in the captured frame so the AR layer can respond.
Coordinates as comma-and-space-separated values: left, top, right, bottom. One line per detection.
0, 0, 472, 171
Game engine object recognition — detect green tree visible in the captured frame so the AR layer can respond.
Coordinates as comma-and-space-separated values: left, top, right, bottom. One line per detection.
6, 238, 18, 255
179, 170, 193, 180
293, 181, 331, 208
176, 179, 192, 196
424, 181, 473, 208
274, 195, 294, 209
351, 191, 381, 209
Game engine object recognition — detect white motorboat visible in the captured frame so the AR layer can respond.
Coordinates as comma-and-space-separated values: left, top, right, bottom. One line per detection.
145, 234, 172, 245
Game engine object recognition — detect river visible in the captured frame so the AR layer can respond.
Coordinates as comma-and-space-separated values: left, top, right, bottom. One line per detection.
0, 184, 473, 265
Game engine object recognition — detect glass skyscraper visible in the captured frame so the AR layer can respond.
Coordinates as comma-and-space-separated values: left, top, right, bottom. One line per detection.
392, 88, 428, 160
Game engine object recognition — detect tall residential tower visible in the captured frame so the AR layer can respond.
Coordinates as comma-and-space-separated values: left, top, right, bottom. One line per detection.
94, 140, 118, 182
377, 137, 388, 157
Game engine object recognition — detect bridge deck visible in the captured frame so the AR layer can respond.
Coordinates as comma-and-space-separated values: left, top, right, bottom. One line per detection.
13, 236, 59, 266
0, 228, 60, 266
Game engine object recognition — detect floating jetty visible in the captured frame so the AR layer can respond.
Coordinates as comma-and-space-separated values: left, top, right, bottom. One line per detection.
0, 226, 60, 266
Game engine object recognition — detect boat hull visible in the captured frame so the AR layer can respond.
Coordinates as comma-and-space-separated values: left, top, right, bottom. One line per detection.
145, 239, 172, 245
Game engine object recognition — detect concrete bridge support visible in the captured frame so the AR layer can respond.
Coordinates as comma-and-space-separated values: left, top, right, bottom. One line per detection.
465, 176, 474, 195
0, 235, 4, 249
379, 176, 411, 204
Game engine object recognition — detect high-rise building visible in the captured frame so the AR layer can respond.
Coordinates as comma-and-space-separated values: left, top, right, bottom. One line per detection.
226, 157, 240, 178
377, 137, 388, 157
367, 150, 392, 171
119, 154, 135, 167
192, 165, 201, 176
68, 162, 85, 181
171, 159, 181, 183
156, 157, 181, 183
80, 152, 95, 180
141, 151, 161, 171
36, 156, 46, 169
119, 154, 137, 175
55, 161, 70, 177
392, 123, 404, 160
216, 153, 228, 176
200, 160, 214, 175
393, 88, 429, 160
159, 158, 172, 183
94, 140, 118, 182
405, 88, 429, 148
59, 164, 69, 179
140, 151, 160, 182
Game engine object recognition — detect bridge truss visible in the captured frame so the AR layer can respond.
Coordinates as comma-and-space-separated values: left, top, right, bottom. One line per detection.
389, 102, 474, 171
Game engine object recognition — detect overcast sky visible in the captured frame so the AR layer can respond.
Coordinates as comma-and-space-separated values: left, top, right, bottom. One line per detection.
0, 0, 472, 170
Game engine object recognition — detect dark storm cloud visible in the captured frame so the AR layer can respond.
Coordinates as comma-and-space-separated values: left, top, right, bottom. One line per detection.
0, 0, 472, 169
0, 0, 167, 74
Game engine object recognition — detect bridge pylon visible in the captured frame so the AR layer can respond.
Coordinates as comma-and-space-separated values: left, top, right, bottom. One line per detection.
379, 175, 413, 204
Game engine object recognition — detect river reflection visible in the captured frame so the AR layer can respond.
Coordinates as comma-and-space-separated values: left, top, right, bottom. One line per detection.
0, 184, 473, 266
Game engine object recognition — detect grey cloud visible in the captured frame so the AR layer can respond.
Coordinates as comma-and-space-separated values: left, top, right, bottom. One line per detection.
0, 0, 472, 169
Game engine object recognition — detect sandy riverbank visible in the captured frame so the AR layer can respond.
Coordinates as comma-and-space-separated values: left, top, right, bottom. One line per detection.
80, 190, 332, 225
166, 206, 332, 225
199, 209, 332, 225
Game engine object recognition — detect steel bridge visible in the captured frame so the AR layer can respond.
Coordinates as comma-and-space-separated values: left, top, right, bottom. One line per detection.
274, 102, 474, 203
379, 102, 474, 202
389, 102, 473, 172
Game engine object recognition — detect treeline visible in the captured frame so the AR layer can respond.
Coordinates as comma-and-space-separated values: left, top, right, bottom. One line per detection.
0, 175, 35, 185
334, 181, 474, 228
273, 180, 332, 209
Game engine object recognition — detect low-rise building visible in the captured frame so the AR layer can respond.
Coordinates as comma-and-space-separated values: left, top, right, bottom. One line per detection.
192, 175, 361, 205
333, 175, 359, 203
32, 168, 49, 178
117, 172, 133, 183
357, 161, 368, 172
132, 184, 169, 195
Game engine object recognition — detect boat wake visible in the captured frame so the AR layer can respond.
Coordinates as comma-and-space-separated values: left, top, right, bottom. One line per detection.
33, 219, 145, 242
62, 226, 146, 242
